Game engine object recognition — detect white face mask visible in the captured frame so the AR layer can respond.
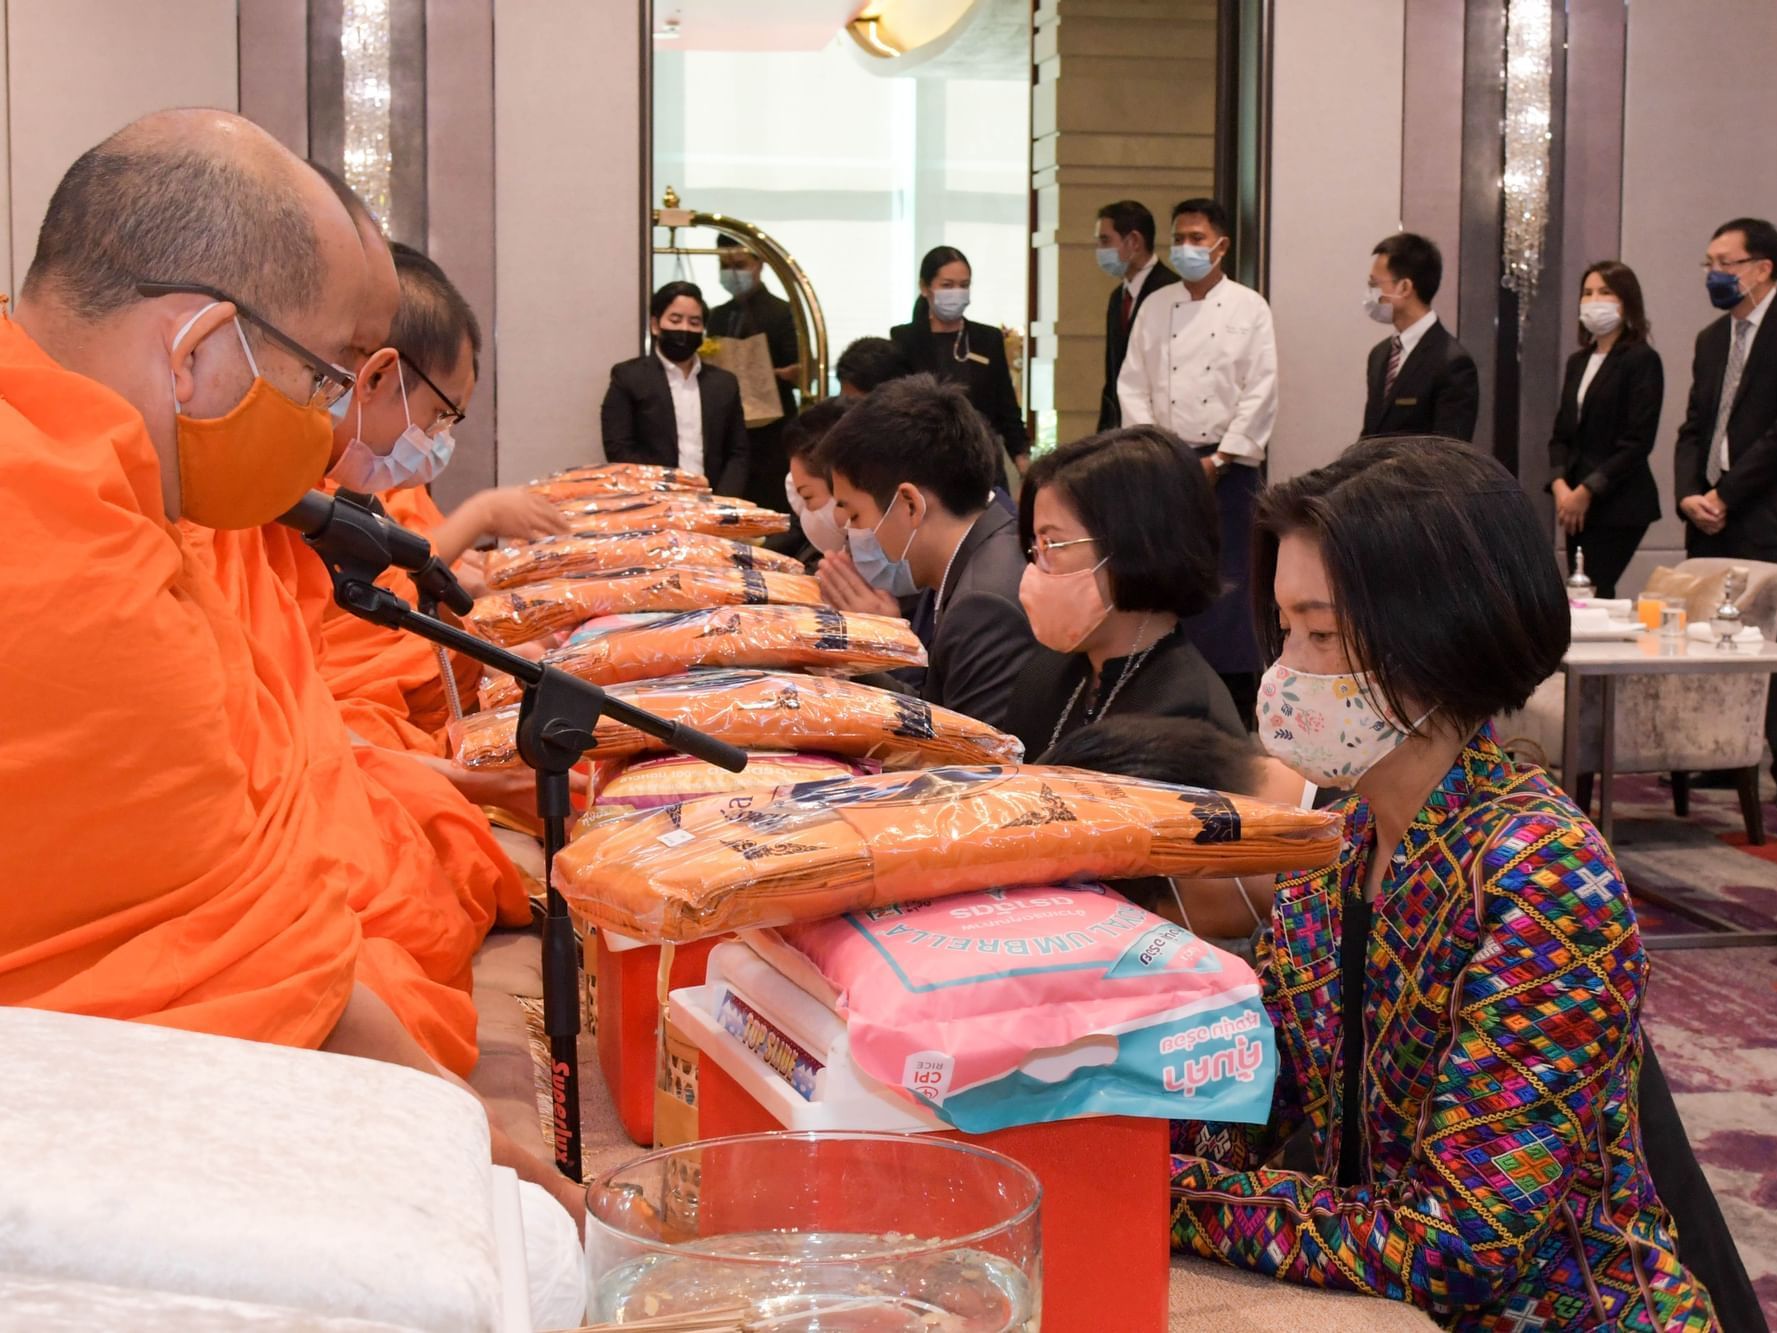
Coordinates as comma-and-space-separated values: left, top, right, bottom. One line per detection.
783, 473, 845, 553
1362, 288, 1396, 325
1578, 300, 1623, 337
1255, 662, 1430, 789
326, 361, 440, 493
930, 288, 971, 322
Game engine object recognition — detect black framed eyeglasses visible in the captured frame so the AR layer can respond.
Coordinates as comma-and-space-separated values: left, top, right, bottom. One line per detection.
400, 353, 466, 429
1700, 256, 1763, 273
137, 280, 356, 408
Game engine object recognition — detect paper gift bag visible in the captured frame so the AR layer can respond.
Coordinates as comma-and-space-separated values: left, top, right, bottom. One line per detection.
703, 332, 785, 427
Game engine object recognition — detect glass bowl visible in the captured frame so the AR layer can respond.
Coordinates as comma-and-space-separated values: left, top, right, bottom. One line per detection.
584, 1130, 1042, 1330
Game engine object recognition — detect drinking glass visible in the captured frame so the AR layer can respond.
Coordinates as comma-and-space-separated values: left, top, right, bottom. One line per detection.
1636, 594, 1664, 632
585, 1131, 1044, 1330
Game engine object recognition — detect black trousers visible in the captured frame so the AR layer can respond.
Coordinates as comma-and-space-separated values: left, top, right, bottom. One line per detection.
1565, 524, 1647, 600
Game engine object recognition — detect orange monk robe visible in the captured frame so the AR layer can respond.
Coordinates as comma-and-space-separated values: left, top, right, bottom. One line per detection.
0, 318, 358, 1047
317, 483, 478, 754
183, 521, 482, 1076
270, 506, 531, 936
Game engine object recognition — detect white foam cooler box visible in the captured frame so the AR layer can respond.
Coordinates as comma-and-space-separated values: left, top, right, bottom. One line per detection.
671, 938, 1172, 1333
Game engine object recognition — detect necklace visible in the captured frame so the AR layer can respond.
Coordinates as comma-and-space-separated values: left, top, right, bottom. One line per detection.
1045, 613, 1159, 753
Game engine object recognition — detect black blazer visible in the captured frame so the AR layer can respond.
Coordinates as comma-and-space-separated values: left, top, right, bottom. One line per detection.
1673, 310, 1777, 557
891, 319, 1029, 464
922, 507, 1036, 730
1002, 625, 1246, 760
1546, 340, 1663, 530
598, 355, 750, 498
1361, 320, 1480, 442
1099, 263, 1182, 430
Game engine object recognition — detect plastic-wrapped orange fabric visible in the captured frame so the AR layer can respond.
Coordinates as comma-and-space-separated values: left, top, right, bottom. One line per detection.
452, 670, 1025, 772
560, 501, 789, 539
465, 568, 825, 646
478, 607, 928, 709
548, 462, 709, 490
185, 521, 482, 1076
485, 530, 804, 590
557, 766, 1343, 943
590, 751, 873, 817
0, 319, 360, 1048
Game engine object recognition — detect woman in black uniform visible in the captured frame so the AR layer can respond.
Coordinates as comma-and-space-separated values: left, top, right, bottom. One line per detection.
890, 245, 1029, 474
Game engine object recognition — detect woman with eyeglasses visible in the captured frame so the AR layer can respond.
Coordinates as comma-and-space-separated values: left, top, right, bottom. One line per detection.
1002, 425, 1244, 756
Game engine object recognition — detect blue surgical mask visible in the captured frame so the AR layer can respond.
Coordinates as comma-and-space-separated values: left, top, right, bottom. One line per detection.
846, 499, 920, 597
1095, 247, 1129, 279
1707, 270, 1746, 311
930, 288, 971, 322
1170, 243, 1216, 283
719, 268, 758, 298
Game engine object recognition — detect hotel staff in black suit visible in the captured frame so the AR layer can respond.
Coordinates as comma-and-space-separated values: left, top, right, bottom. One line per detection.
1361, 232, 1479, 442
1547, 261, 1663, 599
599, 280, 749, 498
1094, 200, 1179, 430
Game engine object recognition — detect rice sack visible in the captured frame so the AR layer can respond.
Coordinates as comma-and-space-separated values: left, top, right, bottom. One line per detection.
478, 607, 928, 709
774, 883, 1276, 1133
557, 764, 1341, 942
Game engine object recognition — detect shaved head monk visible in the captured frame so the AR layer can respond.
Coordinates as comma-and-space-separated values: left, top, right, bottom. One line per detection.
1, 109, 578, 1218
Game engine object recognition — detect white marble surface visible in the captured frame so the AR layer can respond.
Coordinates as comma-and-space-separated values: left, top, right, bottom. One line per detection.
0, 1008, 503, 1332
0, 1272, 422, 1331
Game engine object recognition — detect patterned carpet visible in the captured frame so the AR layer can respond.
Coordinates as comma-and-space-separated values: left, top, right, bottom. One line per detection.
1605, 774, 1777, 1329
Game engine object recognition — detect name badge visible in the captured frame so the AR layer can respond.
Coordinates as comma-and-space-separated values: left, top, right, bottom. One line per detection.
965, 351, 990, 365
1394, 396, 1419, 406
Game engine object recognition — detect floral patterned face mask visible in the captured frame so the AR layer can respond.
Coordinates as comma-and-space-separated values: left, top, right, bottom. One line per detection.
1255, 662, 1428, 789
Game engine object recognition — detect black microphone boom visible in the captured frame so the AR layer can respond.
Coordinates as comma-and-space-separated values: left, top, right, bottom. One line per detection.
278, 488, 473, 616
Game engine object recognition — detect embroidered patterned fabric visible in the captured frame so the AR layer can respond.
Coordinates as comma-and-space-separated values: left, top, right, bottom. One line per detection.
449, 670, 1024, 772
482, 530, 805, 590
476, 607, 928, 709
555, 765, 1342, 942
1168, 727, 1715, 1332
464, 568, 825, 645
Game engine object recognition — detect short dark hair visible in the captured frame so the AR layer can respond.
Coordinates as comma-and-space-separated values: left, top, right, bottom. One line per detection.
25, 129, 321, 322
1711, 217, 1777, 266
1372, 232, 1443, 304
815, 373, 997, 517
1577, 260, 1650, 350
1171, 197, 1231, 238
1253, 436, 1569, 736
650, 280, 707, 321
783, 397, 853, 466
389, 241, 481, 381
1018, 425, 1221, 619
1097, 200, 1156, 251
835, 336, 912, 393
1040, 715, 1263, 795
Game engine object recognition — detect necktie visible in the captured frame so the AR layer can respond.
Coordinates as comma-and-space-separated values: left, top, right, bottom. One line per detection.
1120, 288, 1134, 332
1383, 335, 1404, 400
1707, 319, 1752, 486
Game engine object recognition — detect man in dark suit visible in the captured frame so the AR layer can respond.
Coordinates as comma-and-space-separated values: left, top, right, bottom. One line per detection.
816, 374, 1036, 730
599, 280, 749, 498
707, 235, 799, 512
1095, 200, 1179, 430
1361, 232, 1479, 441
1674, 217, 1777, 560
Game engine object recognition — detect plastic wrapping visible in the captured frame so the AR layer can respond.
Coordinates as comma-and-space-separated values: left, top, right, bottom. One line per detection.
483, 531, 805, 590
776, 884, 1276, 1133
543, 462, 710, 490
560, 500, 789, 539
556, 765, 1343, 942
464, 569, 825, 646
450, 670, 1024, 772
478, 607, 928, 709
591, 750, 874, 817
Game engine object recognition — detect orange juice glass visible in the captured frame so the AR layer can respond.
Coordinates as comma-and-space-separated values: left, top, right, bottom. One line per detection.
1636, 594, 1663, 631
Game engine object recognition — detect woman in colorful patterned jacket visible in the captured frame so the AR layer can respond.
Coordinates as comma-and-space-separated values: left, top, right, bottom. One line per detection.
1170, 436, 1715, 1331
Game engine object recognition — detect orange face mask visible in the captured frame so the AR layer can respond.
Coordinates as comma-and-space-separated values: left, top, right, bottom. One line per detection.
170, 303, 334, 529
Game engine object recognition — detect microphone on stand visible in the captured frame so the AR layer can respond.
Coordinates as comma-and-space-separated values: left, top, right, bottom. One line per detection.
278, 489, 473, 616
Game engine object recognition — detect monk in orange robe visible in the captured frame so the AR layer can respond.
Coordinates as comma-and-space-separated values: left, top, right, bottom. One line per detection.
1, 109, 580, 1219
